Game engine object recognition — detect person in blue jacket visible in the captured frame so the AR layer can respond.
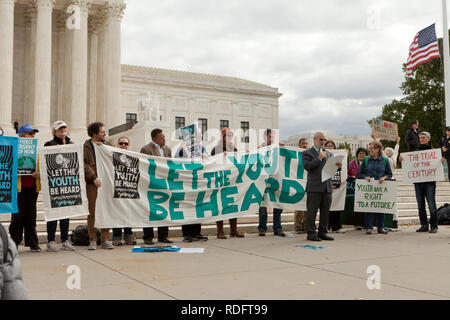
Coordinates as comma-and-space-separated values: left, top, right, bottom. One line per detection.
358, 141, 393, 235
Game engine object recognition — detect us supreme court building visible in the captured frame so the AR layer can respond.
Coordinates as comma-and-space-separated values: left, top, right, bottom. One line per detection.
0, 0, 281, 148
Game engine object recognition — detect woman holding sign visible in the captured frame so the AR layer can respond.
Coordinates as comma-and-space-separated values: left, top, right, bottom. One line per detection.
358, 141, 392, 235
399, 132, 444, 233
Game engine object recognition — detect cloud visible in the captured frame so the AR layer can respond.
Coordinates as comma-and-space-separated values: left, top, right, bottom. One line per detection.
122, 0, 444, 139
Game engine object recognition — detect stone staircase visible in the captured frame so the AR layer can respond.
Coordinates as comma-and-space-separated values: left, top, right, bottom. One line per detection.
1, 170, 449, 244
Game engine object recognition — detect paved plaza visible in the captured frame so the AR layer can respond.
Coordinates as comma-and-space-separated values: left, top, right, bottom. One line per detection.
18, 225, 450, 300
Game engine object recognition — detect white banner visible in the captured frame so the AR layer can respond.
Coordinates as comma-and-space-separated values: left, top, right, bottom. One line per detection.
38, 144, 89, 221
93, 145, 348, 228
401, 149, 445, 184
354, 179, 397, 214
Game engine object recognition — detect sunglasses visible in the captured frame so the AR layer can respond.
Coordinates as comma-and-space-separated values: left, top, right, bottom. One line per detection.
319, 138, 327, 142
119, 142, 129, 146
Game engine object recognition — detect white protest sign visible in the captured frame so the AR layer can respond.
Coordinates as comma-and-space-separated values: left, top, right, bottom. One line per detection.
401, 149, 445, 184
354, 179, 397, 214
321, 154, 345, 182
38, 144, 89, 221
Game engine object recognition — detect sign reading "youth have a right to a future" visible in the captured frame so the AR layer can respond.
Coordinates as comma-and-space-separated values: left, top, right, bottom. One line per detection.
354, 179, 397, 214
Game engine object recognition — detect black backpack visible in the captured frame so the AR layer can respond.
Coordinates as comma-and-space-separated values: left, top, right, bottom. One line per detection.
0, 224, 8, 264
437, 204, 450, 225
70, 225, 101, 245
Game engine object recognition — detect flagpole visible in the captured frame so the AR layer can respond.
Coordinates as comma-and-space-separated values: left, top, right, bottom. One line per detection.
442, 0, 450, 126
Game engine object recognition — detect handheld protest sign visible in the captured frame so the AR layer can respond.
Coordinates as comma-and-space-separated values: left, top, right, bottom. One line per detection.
0, 136, 19, 214
354, 179, 397, 214
18, 138, 38, 175
372, 119, 398, 141
401, 149, 445, 184
38, 144, 89, 221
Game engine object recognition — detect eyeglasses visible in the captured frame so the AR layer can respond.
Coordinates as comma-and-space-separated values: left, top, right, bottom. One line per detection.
118, 142, 129, 146
226, 133, 233, 137
319, 138, 327, 142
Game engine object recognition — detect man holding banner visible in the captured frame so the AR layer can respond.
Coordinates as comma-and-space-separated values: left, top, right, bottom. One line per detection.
303, 132, 341, 242
84, 122, 113, 250
141, 128, 173, 244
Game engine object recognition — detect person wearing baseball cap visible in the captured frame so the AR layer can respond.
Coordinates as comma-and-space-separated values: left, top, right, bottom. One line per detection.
9, 124, 41, 252
405, 120, 421, 151
439, 126, 450, 181
43, 120, 74, 252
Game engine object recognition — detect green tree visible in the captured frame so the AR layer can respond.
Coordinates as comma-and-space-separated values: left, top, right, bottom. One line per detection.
372, 37, 447, 154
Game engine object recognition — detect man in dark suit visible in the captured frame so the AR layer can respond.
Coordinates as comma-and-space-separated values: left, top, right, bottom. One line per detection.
302, 132, 342, 241
141, 128, 173, 244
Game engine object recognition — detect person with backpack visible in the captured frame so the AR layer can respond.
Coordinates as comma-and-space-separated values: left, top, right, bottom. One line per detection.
0, 224, 27, 300
399, 132, 445, 233
43, 121, 75, 251
358, 141, 393, 235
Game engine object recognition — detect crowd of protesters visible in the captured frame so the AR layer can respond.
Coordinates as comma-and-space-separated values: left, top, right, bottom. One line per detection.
2, 119, 449, 252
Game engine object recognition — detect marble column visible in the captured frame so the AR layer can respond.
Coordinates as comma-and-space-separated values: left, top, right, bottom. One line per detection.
68, 0, 89, 136
32, 0, 54, 130
56, 12, 66, 121
103, 1, 125, 130
24, 4, 37, 125
0, 0, 15, 133
88, 14, 98, 125
95, 11, 106, 123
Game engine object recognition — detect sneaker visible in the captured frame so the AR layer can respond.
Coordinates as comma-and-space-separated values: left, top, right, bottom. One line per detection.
416, 225, 429, 232
194, 234, 208, 241
113, 239, 123, 246
30, 245, 41, 252
183, 236, 193, 242
101, 241, 114, 250
377, 228, 388, 235
429, 227, 438, 233
88, 241, 97, 250
274, 231, 286, 237
334, 229, 346, 233
61, 241, 74, 251
47, 241, 57, 252
124, 234, 137, 245
366, 229, 372, 235
258, 231, 266, 237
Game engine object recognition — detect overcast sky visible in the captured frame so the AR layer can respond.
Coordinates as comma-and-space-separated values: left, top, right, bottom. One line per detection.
121, 0, 447, 139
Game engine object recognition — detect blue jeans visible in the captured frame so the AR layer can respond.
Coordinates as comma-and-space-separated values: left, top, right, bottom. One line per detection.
414, 182, 438, 228
365, 213, 385, 230
112, 228, 133, 240
258, 207, 282, 232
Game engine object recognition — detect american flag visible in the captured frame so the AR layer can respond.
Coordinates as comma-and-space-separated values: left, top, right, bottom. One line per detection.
406, 24, 440, 75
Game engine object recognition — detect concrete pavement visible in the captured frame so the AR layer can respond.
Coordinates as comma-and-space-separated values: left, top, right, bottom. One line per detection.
18, 225, 450, 300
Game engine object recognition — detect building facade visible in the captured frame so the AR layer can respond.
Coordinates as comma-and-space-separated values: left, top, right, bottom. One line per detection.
1, 0, 124, 143
1, 0, 280, 148
119, 65, 281, 150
